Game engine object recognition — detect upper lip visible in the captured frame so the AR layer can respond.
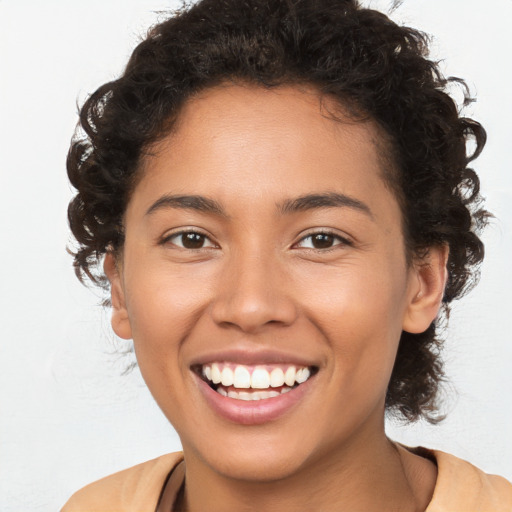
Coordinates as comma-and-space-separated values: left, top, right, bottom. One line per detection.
189, 347, 320, 368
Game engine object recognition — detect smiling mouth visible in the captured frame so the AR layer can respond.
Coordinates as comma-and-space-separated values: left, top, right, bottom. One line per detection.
194, 362, 318, 401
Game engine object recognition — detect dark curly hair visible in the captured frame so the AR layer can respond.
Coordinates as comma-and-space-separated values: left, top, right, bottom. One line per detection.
67, 0, 488, 423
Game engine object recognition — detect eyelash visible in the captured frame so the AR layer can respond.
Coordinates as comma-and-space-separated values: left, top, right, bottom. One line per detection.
160, 229, 352, 252
294, 230, 353, 251
161, 229, 217, 250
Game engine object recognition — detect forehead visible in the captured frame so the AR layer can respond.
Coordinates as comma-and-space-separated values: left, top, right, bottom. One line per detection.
135, 84, 397, 219
167, 84, 387, 162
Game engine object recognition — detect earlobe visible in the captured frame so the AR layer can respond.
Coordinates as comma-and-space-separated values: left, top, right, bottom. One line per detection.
103, 252, 132, 340
402, 245, 449, 334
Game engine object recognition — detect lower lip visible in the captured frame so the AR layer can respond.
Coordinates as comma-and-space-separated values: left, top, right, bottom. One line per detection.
195, 374, 313, 425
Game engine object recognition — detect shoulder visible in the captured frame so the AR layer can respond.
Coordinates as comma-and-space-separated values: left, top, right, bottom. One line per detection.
427, 448, 512, 511
61, 452, 183, 512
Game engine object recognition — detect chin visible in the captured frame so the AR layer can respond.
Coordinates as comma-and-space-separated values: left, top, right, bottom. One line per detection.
187, 431, 317, 483
211, 450, 309, 482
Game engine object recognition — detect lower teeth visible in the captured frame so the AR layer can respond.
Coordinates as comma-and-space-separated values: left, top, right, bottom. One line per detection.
216, 386, 293, 400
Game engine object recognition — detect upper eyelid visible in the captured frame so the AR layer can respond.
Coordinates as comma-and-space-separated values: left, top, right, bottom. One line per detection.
162, 226, 211, 237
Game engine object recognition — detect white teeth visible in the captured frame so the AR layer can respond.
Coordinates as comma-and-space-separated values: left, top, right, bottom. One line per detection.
284, 366, 296, 387
201, 363, 313, 390
211, 363, 222, 384
296, 367, 311, 384
218, 386, 293, 400
270, 367, 285, 387
233, 365, 251, 388
251, 367, 270, 389
221, 367, 234, 386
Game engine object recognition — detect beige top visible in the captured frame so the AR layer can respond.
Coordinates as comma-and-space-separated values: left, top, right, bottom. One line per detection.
61, 448, 512, 511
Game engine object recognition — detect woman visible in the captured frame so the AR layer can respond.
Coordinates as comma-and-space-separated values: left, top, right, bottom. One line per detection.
62, 0, 512, 510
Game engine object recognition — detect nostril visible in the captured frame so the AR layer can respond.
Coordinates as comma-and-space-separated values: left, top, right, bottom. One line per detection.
210, 297, 298, 333
209, 264, 298, 332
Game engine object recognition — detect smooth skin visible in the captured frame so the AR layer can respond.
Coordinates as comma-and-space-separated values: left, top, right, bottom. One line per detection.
105, 84, 447, 511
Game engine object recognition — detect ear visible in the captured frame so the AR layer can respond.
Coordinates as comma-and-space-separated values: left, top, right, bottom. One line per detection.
103, 252, 132, 340
402, 245, 449, 334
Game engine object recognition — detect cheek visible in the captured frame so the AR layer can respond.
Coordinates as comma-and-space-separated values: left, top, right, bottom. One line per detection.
125, 258, 212, 335
121, 262, 213, 390
299, 256, 407, 330
296, 260, 408, 383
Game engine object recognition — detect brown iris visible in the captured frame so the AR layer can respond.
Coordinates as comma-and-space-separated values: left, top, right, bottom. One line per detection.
311, 233, 335, 249
181, 232, 207, 249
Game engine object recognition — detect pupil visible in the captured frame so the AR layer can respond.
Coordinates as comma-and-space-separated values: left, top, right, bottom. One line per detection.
182, 233, 204, 249
312, 233, 334, 249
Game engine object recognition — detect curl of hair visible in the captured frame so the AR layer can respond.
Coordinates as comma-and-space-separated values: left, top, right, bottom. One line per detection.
67, 0, 489, 423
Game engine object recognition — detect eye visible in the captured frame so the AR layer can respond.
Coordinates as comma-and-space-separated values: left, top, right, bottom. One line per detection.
295, 231, 350, 250
164, 231, 217, 249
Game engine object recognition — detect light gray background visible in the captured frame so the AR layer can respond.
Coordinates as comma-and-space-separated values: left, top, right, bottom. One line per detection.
0, 1, 511, 510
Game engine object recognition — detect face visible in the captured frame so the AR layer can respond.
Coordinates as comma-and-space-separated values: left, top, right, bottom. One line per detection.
106, 84, 444, 482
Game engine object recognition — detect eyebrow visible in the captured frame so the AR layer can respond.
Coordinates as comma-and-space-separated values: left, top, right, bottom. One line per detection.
278, 192, 373, 218
145, 192, 373, 219
146, 194, 226, 216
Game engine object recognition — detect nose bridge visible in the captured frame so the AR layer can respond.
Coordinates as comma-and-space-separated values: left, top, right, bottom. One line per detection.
211, 242, 297, 332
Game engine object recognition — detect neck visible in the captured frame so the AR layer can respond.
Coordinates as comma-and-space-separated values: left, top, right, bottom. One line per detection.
179, 430, 437, 512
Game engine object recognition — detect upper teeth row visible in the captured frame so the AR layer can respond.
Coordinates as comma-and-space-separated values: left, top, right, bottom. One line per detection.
202, 363, 311, 389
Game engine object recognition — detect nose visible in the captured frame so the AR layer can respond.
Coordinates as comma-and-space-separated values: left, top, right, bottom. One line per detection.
210, 249, 298, 333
